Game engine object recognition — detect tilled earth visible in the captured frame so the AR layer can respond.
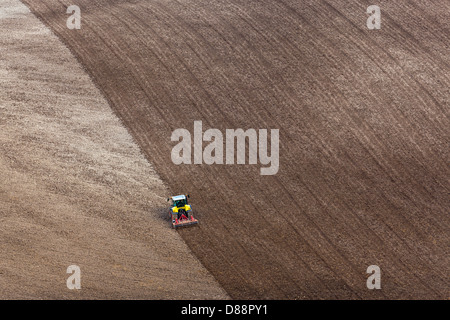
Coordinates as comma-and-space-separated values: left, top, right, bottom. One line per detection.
15, 0, 450, 299
0, 0, 228, 299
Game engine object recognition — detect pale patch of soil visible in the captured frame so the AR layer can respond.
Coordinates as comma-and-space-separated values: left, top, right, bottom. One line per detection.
0, 0, 228, 299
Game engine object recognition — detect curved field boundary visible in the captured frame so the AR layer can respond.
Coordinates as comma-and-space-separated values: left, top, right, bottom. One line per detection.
0, 0, 228, 299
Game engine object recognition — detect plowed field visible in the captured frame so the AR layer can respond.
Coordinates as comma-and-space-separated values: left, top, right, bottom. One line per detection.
16, 0, 450, 299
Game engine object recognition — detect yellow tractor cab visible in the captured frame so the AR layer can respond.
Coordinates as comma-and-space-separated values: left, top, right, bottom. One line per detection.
167, 194, 198, 228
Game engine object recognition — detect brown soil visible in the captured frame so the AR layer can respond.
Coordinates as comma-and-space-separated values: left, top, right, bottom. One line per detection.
0, 0, 228, 299
16, 0, 450, 299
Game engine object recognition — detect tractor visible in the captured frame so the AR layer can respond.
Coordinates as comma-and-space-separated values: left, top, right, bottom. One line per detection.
167, 194, 198, 228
